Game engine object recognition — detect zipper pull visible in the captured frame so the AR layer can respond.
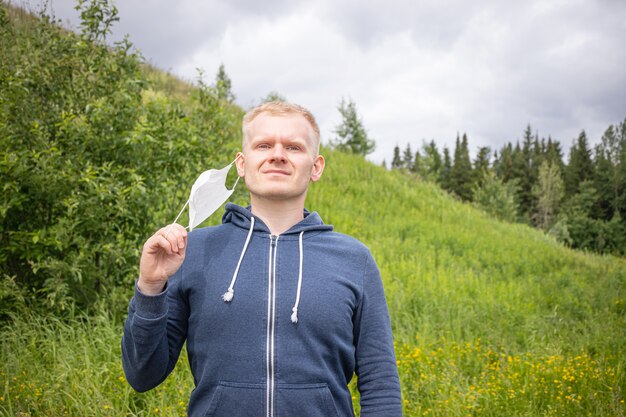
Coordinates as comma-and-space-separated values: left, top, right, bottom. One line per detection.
270, 234, 278, 247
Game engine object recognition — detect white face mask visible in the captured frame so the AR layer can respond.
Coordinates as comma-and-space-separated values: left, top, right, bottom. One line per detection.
168, 157, 240, 232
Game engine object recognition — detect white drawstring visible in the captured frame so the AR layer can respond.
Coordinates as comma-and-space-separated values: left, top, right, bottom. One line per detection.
291, 231, 304, 324
222, 217, 255, 302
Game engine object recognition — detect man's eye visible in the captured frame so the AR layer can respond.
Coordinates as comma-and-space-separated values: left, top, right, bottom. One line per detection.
287, 145, 301, 151
257, 144, 271, 149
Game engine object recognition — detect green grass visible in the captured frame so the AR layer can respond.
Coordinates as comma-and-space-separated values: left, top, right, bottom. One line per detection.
2, 151, 625, 416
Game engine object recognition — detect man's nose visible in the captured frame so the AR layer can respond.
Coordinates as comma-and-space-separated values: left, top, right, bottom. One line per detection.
269, 145, 287, 162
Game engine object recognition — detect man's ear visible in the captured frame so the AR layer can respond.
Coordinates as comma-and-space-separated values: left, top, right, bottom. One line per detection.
310, 155, 325, 182
235, 152, 245, 177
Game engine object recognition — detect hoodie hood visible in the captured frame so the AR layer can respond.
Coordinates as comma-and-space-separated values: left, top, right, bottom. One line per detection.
222, 203, 334, 236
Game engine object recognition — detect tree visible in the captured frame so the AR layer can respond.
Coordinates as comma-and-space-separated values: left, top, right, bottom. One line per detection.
511, 140, 533, 220
411, 150, 421, 174
402, 143, 413, 170
215, 63, 235, 102
494, 143, 514, 182
262, 91, 286, 103
473, 146, 491, 188
391, 145, 402, 169
332, 98, 375, 156
439, 146, 453, 192
593, 141, 615, 221
451, 133, 473, 201
559, 180, 600, 251
564, 130, 594, 196
532, 161, 564, 230
616, 119, 626, 220
545, 136, 565, 173
421, 140, 442, 182
472, 172, 519, 223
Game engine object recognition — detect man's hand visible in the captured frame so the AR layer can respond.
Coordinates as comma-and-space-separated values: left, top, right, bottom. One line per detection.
137, 224, 188, 295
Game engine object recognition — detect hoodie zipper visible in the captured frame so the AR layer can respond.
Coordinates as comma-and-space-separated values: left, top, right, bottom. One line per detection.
266, 234, 279, 417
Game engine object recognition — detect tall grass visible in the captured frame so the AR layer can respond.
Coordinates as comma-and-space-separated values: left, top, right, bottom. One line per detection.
0, 311, 193, 417
3, 151, 625, 416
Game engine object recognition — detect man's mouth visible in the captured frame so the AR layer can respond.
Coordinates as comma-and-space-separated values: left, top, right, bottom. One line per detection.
263, 169, 290, 176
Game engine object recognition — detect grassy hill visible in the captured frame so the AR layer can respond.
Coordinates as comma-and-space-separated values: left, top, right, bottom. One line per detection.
1, 3, 625, 416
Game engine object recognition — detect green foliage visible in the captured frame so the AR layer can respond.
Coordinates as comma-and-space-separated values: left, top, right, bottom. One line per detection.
419, 140, 442, 182
564, 131, 594, 196
472, 146, 491, 188
332, 97, 375, 156
533, 160, 564, 230
439, 146, 453, 192
472, 172, 519, 223
391, 144, 402, 169
390, 122, 626, 255
451, 133, 473, 201
215, 63, 235, 102
262, 90, 287, 103
0, 1, 242, 314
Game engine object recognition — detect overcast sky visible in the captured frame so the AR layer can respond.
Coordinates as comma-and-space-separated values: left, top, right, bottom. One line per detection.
18, 0, 626, 163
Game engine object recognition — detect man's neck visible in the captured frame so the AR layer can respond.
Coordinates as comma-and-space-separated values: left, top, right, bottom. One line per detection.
249, 196, 306, 235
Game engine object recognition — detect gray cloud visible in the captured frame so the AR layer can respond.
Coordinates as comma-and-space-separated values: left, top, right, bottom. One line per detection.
16, 0, 626, 162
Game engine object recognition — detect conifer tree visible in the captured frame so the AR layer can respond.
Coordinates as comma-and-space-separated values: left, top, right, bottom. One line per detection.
616, 119, 626, 220
333, 98, 375, 156
403, 143, 413, 170
391, 145, 402, 170
545, 137, 565, 172
215, 63, 235, 102
495, 143, 514, 182
421, 140, 442, 182
517, 127, 538, 218
451, 133, 473, 201
440, 146, 453, 192
564, 131, 594, 196
473, 146, 491, 188
511, 141, 532, 220
593, 141, 615, 221
411, 150, 421, 174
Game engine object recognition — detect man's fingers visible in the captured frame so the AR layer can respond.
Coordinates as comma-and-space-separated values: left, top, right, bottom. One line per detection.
157, 224, 187, 254
154, 234, 175, 255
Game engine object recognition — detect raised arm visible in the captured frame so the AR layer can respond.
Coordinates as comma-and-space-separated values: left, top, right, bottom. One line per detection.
121, 224, 189, 392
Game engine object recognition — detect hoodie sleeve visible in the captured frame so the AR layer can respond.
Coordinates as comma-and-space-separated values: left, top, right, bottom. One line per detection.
354, 251, 403, 416
121, 270, 189, 393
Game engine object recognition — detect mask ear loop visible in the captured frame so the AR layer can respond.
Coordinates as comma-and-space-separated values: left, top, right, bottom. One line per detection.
164, 154, 242, 238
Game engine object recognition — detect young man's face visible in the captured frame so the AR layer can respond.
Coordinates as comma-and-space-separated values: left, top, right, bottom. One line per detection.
236, 113, 325, 203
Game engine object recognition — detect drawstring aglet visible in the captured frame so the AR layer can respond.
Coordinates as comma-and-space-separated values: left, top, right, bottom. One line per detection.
222, 289, 234, 302
290, 307, 298, 324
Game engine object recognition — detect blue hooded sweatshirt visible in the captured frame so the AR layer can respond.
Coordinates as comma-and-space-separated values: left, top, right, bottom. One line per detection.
122, 203, 402, 417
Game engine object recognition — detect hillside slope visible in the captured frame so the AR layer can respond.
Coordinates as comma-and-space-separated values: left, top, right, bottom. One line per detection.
310, 151, 625, 350
308, 150, 626, 414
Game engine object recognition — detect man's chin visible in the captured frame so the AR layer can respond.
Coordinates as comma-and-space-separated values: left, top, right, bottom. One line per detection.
250, 189, 306, 202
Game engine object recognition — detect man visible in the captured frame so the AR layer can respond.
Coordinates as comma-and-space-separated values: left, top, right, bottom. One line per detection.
122, 101, 402, 417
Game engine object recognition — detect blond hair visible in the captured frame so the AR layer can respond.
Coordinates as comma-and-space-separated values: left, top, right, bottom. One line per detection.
242, 101, 321, 153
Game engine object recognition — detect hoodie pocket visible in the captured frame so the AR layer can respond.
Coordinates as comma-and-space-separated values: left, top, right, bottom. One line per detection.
275, 383, 340, 417
203, 381, 265, 417
203, 382, 340, 417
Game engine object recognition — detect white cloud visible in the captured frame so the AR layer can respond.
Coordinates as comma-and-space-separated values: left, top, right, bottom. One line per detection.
18, 0, 626, 162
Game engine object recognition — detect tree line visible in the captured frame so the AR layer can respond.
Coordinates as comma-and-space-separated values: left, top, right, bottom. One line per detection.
387, 123, 626, 255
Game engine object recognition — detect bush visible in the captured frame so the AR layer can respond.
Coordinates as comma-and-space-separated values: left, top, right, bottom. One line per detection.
0, 1, 242, 315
